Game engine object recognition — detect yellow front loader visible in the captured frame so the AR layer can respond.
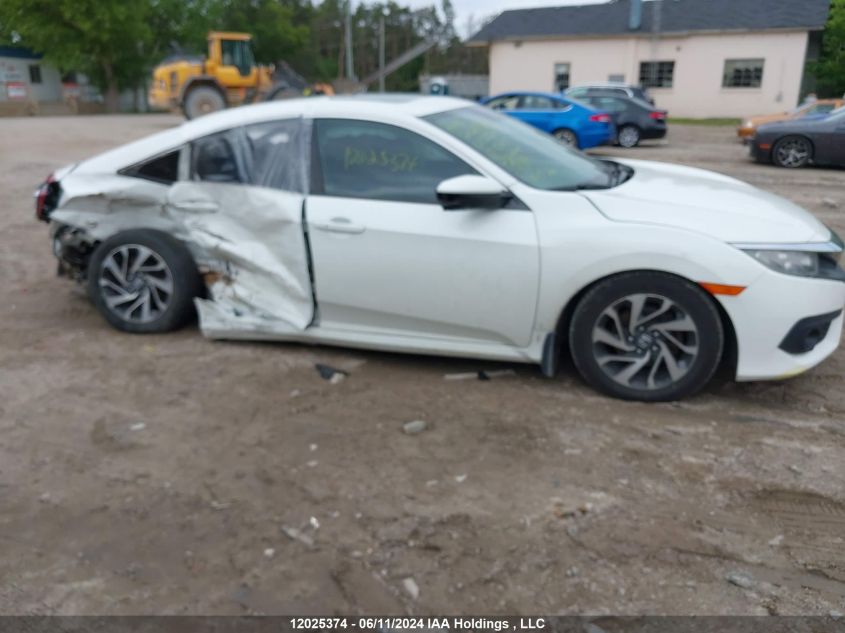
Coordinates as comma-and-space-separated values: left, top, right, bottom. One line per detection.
149, 32, 334, 119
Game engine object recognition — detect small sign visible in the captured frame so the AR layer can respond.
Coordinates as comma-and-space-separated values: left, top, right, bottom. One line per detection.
6, 82, 27, 99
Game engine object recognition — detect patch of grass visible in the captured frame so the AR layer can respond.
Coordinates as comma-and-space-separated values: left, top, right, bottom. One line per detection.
668, 117, 742, 126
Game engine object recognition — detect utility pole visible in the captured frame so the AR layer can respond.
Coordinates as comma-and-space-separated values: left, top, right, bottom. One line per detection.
344, 0, 356, 81
378, 14, 386, 92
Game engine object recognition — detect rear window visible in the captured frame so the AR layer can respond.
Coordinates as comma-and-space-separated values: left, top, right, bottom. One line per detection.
119, 149, 181, 185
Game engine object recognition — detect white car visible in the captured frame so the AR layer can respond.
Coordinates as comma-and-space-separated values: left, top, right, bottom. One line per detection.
35, 95, 845, 401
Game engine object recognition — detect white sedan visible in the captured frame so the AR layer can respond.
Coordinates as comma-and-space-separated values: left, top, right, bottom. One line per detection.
35, 96, 845, 401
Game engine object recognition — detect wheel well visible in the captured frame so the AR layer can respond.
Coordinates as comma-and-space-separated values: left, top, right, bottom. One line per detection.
552, 269, 738, 375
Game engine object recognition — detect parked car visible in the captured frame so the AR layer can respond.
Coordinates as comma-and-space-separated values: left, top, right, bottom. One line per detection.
750, 105, 845, 168
35, 96, 845, 401
572, 94, 667, 147
565, 83, 655, 106
480, 91, 613, 149
737, 99, 844, 142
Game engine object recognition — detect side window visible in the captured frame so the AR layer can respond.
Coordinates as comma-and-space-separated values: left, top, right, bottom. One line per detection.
807, 104, 835, 116
567, 87, 587, 98
220, 39, 254, 77
519, 95, 554, 110
314, 119, 477, 204
192, 133, 243, 183
120, 149, 181, 185
600, 97, 627, 114
245, 119, 307, 192
486, 95, 520, 111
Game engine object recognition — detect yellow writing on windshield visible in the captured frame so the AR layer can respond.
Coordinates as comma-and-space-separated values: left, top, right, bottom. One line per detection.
344, 146, 418, 172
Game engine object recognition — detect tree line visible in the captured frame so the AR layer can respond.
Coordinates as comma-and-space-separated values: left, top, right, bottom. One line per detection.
0, 0, 488, 111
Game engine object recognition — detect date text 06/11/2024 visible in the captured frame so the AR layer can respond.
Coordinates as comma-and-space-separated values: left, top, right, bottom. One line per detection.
289, 617, 547, 631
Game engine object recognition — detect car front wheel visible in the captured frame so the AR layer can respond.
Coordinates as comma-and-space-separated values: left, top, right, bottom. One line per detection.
772, 135, 812, 168
87, 230, 202, 333
569, 271, 724, 401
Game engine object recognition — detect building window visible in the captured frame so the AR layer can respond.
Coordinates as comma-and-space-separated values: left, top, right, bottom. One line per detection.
29, 64, 42, 84
723, 59, 764, 88
639, 61, 674, 88
554, 63, 570, 91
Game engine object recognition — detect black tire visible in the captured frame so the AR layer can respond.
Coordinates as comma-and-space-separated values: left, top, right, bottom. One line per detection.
772, 135, 813, 168
568, 271, 724, 402
617, 124, 641, 148
183, 85, 225, 120
553, 128, 579, 148
87, 230, 202, 334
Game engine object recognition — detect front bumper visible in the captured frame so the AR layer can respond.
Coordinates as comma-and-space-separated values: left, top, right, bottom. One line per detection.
720, 269, 845, 381
148, 88, 178, 112
737, 126, 755, 140
748, 138, 772, 163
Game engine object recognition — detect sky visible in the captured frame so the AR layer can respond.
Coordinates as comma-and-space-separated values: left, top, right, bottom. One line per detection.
402, 0, 606, 37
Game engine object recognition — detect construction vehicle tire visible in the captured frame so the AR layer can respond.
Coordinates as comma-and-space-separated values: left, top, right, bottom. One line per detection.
183, 85, 225, 119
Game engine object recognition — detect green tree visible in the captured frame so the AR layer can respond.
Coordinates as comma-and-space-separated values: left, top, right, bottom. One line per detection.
0, 0, 150, 110
213, 0, 310, 64
810, 0, 845, 97
0, 0, 222, 111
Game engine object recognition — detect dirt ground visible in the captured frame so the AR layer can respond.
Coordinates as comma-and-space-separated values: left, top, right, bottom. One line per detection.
1, 114, 845, 616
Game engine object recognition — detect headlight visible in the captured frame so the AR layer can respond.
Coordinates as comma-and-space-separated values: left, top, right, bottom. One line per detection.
744, 250, 820, 277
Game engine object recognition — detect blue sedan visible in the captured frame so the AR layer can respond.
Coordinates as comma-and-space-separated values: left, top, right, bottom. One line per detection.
481, 91, 614, 149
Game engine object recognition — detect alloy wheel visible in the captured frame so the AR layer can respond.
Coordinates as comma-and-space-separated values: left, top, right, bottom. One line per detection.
554, 129, 578, 147
774, 138, 810, 167
98, 244, 174, 324
618, 126, 640, 148
590, 293, 700, 391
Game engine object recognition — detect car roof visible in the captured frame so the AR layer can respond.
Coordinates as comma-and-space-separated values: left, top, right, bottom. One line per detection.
487, 91, 569, 100
75, 95, 473, 174
569, 84, 637, 90
183, 94, 470, 137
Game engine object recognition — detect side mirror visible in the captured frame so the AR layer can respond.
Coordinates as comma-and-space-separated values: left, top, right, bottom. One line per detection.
436, 175, 511, 211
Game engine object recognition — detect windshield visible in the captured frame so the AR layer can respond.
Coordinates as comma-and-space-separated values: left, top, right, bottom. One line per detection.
829, 105, 845, 119
425, 106, 621, 191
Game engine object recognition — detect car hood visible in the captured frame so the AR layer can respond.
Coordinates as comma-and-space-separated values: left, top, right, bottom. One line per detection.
757, 117, 828, 134
580, 158, 830, 243
746, 112, 791, 126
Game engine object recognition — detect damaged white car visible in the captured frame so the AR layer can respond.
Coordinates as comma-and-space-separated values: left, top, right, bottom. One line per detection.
36, 96, 845, 401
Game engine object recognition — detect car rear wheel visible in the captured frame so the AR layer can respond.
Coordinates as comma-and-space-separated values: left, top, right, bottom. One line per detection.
183, 86, 225, 120
553, 128, 579, 148
569, 271, 724, 401
772, 135, 812, 168
617, 125, 641, 148
87, 230, 202, 333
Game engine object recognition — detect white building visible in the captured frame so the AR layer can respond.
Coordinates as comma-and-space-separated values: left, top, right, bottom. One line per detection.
0, 46, 63, 105
468, 0, 831, 118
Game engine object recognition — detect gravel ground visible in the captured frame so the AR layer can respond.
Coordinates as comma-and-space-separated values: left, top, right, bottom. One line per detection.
1, 115, 844, 615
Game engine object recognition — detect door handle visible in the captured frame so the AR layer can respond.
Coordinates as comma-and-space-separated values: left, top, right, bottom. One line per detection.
314, 217, 366, 234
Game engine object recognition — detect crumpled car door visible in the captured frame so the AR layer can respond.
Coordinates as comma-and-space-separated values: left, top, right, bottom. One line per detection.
165, 118, 314, 338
